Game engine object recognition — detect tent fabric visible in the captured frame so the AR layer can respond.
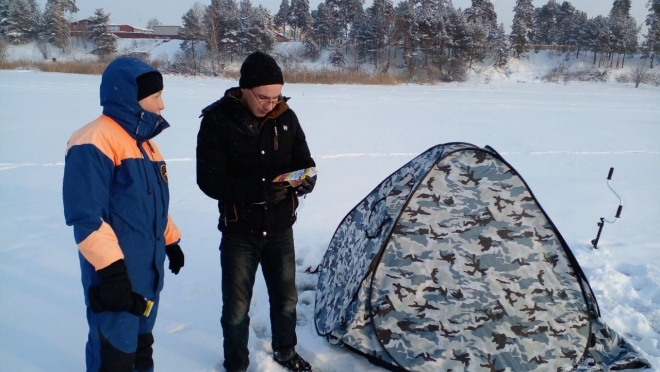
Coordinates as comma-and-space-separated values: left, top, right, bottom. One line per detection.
314, 143, 650, 372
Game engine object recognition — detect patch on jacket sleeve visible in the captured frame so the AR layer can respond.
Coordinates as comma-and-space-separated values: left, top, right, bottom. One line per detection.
160, 164, 168, 183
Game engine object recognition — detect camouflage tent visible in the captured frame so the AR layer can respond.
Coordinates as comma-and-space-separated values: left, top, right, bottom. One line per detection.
314, 143, 650, 372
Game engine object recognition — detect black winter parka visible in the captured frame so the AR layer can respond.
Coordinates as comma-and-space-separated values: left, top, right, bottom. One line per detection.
196, 88, 316, 236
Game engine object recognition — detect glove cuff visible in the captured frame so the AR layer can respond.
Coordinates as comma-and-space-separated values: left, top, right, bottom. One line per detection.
166, 243, 180, 253
130, 293, 149, 316
97, 259, 128, 280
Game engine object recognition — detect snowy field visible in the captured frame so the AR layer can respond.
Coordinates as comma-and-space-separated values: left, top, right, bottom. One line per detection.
0, 70, 659, 371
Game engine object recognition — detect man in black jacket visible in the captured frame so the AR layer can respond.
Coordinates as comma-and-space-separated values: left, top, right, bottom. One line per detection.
196, 51, 316, 372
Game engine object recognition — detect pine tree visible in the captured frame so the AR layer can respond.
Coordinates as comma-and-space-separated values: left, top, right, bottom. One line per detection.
5, 0, 30, 44
237, 0, 255, 52
205, 0, 239, 61
610, 0, 632, 18
179, 4, 205, 75
642, 0, 660, 67
465, 0, 497, 27
325, 1, 348, 46
0, 0, 11, 37
608, 0, 638, 67
566, 9, 587, 57
556, 1, 575, 47
363, 0, 394, 69
89, 8, 116, 58
416, 0, 446, 67
494, 22, 510, 66
585, 15, 613, 67
26, 0, 43, 39
303, 37, 319, 59
234, 0, 273, 53
274, 0, 288, 36
533, 0, 559, 46
2, 0, 42, 44
465, 0, 498, 43
434, 1, 455, 62
510, 0, 534, 57
219, 0, 240, 59
288, 0, 311, 40
327, 0, 364, 41
351, 10, 370, 63
330, 43, 345, 66
44, 0, 78, 51
455, 10, 488, 68
310, 2, 337, 48
250, 5, 275, 52
344, 1, 365, 64
394, 0, 417, 70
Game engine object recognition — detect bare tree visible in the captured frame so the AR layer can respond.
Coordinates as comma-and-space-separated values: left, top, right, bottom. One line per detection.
631, 62, 650, 88
146, 18, 161, 30
37, 39, 52, 59
203, 1, 222, 75
0, 38, 9, 61
179, 3, 205, 75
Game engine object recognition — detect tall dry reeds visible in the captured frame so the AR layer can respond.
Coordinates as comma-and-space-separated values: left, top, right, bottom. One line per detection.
0, 59, 107, 74
1, 58, 450, 85
283, 66, 401, 85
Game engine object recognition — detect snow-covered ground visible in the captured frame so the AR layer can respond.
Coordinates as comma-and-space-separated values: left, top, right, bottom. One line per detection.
0, 63, 659, 371
3, 37, 183, 63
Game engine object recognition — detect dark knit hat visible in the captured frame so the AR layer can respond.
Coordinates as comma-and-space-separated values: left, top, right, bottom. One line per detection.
239, 51, 284, 89
136, 71, 163, 101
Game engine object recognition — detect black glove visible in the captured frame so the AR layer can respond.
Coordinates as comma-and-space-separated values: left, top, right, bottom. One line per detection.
88, 259, 147, 316
165, 243, 184, 274
263, 182, 288, 204
296, 175, 316, 196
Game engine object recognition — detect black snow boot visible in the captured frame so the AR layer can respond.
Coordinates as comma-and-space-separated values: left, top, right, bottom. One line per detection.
275, 352, 312, 372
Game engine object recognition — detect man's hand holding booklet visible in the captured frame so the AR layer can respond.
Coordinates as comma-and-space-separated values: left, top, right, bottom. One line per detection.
273, 167, 318, 187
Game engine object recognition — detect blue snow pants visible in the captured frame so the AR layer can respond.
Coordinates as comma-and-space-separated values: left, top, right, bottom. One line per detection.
85, 296, 160, 372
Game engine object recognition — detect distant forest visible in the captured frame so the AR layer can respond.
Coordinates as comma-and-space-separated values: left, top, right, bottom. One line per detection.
1, 0, 659, 79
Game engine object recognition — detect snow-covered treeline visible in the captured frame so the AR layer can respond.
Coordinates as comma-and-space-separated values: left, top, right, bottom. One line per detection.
1, 0, 659, 74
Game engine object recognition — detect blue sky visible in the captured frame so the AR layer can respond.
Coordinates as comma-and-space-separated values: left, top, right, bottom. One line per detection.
40, 0, 650, 32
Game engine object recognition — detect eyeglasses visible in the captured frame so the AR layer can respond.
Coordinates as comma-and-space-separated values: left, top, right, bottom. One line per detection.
250, 89, 283, 106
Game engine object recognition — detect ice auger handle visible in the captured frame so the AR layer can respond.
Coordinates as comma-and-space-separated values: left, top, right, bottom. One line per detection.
615, 205, 622, 219
591, 167, 623, 249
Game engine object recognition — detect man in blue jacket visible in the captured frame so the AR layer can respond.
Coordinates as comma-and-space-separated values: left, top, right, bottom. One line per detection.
63, 56, 184, 372
196, 51, 316, 372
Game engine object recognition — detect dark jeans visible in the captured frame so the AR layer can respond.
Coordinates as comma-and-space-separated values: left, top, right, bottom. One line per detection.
220, 227, 298, 372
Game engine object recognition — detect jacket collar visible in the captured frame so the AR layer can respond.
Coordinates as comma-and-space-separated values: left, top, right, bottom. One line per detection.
100, 57, 170, 142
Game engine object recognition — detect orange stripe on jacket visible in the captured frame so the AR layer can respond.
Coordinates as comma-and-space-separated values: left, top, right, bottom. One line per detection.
78, 220, 124, 270
165, 215, 182, 246
65, 115, 165, 163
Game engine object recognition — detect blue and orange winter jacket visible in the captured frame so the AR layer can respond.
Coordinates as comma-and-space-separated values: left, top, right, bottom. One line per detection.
63, 57, 180, 301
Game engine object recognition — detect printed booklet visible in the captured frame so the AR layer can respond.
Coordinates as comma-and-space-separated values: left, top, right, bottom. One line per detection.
273, 167, 317, 187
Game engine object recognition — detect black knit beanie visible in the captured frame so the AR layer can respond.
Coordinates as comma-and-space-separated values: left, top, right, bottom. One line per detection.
136, 71, 163, 101
239, 51, 284, 89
